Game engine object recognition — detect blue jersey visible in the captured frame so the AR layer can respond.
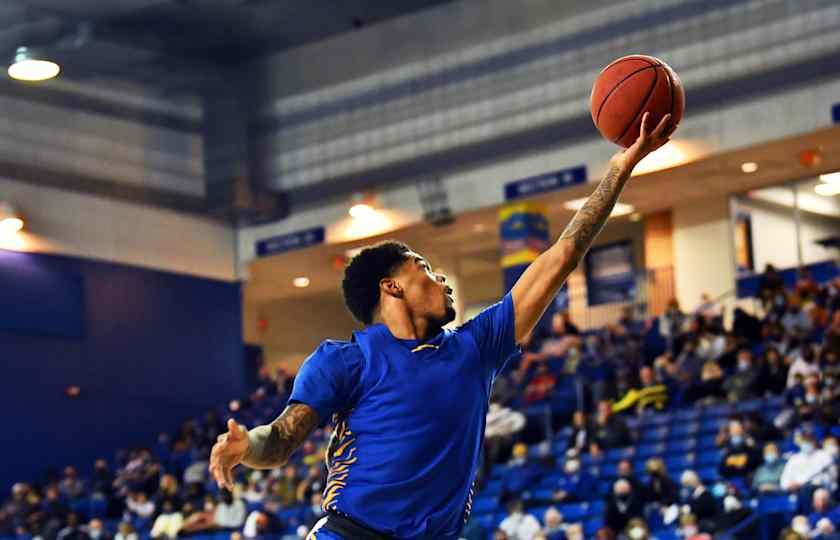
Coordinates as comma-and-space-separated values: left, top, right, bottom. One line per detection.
289, 293, 518, 539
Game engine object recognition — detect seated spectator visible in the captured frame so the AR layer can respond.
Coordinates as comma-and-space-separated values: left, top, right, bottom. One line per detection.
686, 360, 725, 404
59, 468, 85, 501
124, 492, 155, 529
732, 308, 762, 345
501, 443, 543, 501
781, 300, 812, 338
155, 475, 182, 511
674, 338, 704, 387
645, 458, 678, 507
680, 471, 717, 522
179, 497, 216, 534
678, 514, 711, 540
722, 350, 761, 402
150, 501, 182, 540
781, 433, 836, 492
240, 472, 265, 504
612, 366, 668, 414
718, 419, 761, 478
272, 466, 300, 507
752, 443, 787, 493
552, 454, 593, 503
540, 507, 564, 540
590, 401, 632, 456
808, 488, 840, 533
296, 465, 326, 504
788, 345, 820, 388
498, 498, 540, 540
85, 519, 110, 540
213, 491, 245, 531
242, 510, 283, 539
604, 479, 644, 533
617, 459, 643, 493
492, 529, 510, 540
41, 485, 70, 539
57, 514, 87, 540
114, 522, 137, 540
759, 347, 789, 397
483, 402, 526, 482
789, 515, 813, 539
563, 523, 583, 540
522, 363, 557, 404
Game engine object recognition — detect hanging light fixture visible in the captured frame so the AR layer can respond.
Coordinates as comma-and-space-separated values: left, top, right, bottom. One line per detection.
8, 46, 60, 82
0, 202, 24, 232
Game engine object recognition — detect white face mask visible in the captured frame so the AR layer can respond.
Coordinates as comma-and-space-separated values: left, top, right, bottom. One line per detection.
628, 527, 646, 539
682, 525, 698, 536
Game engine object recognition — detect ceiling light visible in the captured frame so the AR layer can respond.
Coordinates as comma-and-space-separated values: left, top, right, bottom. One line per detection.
349, 203, 375, 219
0, 202, 23, 232
8, 47, 60, 82
814, 183, 840, 197
741, 162, 758, 173
819, 172, 840, 184
564, 198, 634, 217
293, 276, 310, 288
629, 212, 641, 222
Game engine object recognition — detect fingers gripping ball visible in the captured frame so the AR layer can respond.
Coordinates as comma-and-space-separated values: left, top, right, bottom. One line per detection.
590, 55, 684, 147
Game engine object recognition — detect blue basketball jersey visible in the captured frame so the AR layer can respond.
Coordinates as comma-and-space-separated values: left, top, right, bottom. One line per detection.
289, 293, 518, 539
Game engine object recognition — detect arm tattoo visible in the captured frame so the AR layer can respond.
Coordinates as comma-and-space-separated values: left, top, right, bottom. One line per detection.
242, 403, 319, 469
559, 164, 630, 256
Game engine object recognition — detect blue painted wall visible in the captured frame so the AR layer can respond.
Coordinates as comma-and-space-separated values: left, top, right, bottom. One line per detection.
0, 249, 247, 493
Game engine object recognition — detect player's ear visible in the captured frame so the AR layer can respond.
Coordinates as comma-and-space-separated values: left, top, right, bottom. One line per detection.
380, 277, 403, 299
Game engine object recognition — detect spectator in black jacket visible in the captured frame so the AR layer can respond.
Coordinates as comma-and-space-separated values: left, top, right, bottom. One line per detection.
590, 401, 632, 456
722, 350, 761, 402
718, 419, 761, 479
680, 471, 718, 522
645, 458, 678, 507
604, 479, 644, 534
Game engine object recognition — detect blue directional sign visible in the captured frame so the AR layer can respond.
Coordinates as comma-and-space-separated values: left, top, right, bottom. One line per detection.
504, 165, 587, 201
256, 226, 325, 257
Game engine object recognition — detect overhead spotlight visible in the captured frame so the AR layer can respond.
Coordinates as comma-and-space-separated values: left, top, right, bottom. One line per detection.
741, 162, 759, 174
564, 198, 634, 217
292, 276, 310, 288
815, 183, 840, 197
0, 202, 23, 232
8, 46, 60, 82
629, 212, 642, 222
349, 193, 377, 219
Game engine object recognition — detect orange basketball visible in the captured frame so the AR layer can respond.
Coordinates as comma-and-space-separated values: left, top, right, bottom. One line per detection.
590, 55, 684, 148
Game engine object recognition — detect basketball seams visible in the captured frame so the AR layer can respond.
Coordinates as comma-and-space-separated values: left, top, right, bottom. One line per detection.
613, 66, 660, 145
595, 64, 658, 124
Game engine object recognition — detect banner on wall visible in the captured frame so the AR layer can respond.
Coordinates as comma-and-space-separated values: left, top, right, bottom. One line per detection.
499, 202, 550, 292
584, 240, 636, 306
256, 226, 325, 257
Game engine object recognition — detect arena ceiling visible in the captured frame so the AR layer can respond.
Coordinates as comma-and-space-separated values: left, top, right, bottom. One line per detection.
0, 0, 455, 92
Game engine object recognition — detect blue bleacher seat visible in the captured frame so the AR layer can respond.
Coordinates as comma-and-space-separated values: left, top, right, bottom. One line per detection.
757, 494, 797, 515
735, 399, 762, 413
472, 496, 499, 515
636, 443, 667, 459
666, 438, 697, 454
673, 408, 701, 421
584, 516, 604, 536
641, 426, 669, 443
700, 417, 725, 434
697, 465, 718, 484
605, 447, 636, 462
668, 422, 699, 439
589, 500, 606, 516
698, 433, 718, 449
484, 479, 503, 496
703, 403, 733, 418
697, 447, 724, 467
557, 502, 589, 521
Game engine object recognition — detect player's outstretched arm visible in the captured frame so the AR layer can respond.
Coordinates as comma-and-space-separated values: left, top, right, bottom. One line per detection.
510, 112, 673, 343
209, 403, 319, 490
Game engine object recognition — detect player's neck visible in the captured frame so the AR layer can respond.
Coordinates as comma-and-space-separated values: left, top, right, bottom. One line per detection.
377, 305, 438, 341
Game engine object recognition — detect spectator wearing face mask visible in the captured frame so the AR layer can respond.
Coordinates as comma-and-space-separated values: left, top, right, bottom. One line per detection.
752, 443, 787, 493
718, 419, 761, 479
759, 348, 789, 397
781, 298, 813, 337
722, 350, 761, 402
781, 433, 836, 493
679, 471, 717, 523
789, 515, 814, 539
114, 522, 137, 540
678, 514, 711, 540
539, 507, 564, 540
551, 455, 593, 503
604, 479, 644, 533
56, 513, 87, 540
84, 518, 108, 540
623, 517, 651, 540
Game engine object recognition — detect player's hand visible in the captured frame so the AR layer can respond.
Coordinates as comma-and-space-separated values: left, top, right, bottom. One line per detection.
209, 419, 250, 491
611, 112, 674, 172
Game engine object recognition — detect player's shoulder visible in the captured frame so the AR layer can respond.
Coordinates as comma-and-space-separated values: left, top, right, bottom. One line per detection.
307, 339, 364, 370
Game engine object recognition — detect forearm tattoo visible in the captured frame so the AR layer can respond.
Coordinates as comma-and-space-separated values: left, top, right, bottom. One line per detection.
559, 164, 630, 256
242, 403, 319, 469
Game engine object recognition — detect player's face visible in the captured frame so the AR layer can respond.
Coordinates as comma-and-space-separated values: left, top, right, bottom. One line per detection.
397, 252, 455, 327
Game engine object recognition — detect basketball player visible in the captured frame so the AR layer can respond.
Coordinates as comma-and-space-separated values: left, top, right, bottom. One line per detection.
209, 113, 673, 539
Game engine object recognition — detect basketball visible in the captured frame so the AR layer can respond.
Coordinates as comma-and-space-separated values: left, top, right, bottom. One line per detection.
590, 54, 685, 147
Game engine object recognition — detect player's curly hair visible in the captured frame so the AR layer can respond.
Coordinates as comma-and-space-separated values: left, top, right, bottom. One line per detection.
342, 241, 412, 325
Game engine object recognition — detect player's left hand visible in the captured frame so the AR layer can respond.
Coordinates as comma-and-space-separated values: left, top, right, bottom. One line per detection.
611, 112, 674, 172
209, 419, 250, 491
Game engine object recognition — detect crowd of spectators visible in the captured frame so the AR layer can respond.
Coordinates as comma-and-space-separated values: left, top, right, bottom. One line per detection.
4, 264, 840, 540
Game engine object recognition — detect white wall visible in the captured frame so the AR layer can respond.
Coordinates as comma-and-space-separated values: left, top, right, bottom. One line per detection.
738, 197, 839, 271
673, 195, 736, 314
0, 178, 236, 281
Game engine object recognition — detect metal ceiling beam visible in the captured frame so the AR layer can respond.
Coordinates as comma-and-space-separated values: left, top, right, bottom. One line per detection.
275, 48, 840, 215
0, 158, 211, 216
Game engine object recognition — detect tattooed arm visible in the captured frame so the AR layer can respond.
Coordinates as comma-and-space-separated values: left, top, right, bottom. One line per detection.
209, 403, 319, 489
510, 112, 674, 342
